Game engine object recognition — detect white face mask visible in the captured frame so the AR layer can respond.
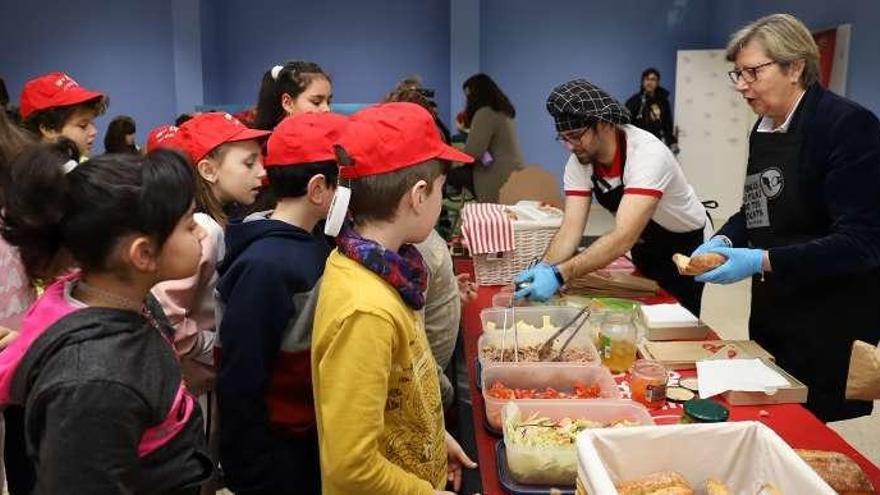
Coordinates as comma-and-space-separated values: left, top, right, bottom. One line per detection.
324, 185, 351, 237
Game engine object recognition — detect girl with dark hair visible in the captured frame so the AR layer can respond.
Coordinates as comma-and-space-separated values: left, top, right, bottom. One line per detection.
19, 72, 108, 157
104, 115, 138, 154
0, 143, 213, 494
625, 67, 678, 151
253, 60, 333, 131
461, 73, 525, 202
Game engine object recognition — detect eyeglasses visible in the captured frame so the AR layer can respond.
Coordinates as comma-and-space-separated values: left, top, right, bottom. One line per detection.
728, 61, 777, 84
555, 127, 590, 146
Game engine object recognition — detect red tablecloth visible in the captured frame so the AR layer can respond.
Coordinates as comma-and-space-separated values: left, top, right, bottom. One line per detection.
455, 259, 880, 494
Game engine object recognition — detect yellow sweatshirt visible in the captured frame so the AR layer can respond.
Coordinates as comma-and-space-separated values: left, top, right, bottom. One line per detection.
312, 250, 446, 495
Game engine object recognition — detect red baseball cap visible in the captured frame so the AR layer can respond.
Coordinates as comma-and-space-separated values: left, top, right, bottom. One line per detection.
19, 72, 105, 120
265, 112, 349, 167
145, 124, 184, 153
337, 102, 473, 180
177, 112, 271, 163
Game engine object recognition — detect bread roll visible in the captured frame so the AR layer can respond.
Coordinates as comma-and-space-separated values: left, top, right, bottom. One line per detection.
796, 449, 874, 494
706, 478, 731, 495
672, 253, 726, 276
616, 471, 694, 495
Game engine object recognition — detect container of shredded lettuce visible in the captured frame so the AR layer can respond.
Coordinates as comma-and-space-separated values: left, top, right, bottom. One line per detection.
502, 401, 653, 486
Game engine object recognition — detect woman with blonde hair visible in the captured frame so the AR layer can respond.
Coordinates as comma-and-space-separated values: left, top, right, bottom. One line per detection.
690, 14, 880, 421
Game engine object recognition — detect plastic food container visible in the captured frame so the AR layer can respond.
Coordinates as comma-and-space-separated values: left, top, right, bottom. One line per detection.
502, 400, 654, 486
478, 307, 600, 367
480, 306, 588, 334
483, 364, 621, 430
478, 330, 600, 368
576, 422, 836, 494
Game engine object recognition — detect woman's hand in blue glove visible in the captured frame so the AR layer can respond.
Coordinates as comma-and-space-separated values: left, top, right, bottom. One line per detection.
690, 236, 730, 257
695, 247, 765, 284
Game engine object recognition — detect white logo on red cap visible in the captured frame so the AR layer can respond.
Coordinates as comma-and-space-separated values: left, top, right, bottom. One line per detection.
54, 74, 79, 90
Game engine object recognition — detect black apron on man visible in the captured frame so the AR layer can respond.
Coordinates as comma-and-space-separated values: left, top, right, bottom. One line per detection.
590, 136, 705, 317
742, 100, 880, 422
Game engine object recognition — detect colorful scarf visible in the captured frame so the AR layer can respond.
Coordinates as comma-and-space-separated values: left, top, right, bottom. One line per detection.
336, 225, 428, 310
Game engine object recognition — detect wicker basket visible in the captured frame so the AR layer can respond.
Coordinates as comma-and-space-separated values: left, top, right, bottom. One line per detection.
472, 204, 561, 286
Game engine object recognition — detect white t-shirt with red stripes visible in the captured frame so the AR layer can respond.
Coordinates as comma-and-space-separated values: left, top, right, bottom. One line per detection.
563, 124, 706, 233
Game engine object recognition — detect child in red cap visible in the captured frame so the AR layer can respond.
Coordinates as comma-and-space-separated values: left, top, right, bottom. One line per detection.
145, 124, 183, 153
311, 102, 477, 495
19, 72, 107, 157
151, 112, 270, 395
214, 112, 347, 495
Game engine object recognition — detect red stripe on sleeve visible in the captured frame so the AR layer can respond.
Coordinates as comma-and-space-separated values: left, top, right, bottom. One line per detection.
623, 188, 663, 198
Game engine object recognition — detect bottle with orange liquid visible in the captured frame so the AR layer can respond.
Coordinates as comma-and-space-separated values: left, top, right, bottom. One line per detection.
598, 310, 637, 373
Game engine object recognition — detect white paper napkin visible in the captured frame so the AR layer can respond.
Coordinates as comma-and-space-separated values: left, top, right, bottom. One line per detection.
696, 358, 791, 398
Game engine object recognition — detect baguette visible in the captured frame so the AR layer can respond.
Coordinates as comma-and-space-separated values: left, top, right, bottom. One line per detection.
672, 253, 727, 276
796, 449, 874, 494
616, 471, 694, 495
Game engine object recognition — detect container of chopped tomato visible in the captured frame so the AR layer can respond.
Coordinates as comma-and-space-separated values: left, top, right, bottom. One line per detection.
482, 364, 620, 431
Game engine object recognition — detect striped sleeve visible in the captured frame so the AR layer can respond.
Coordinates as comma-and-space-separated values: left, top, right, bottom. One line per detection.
562, 154, 593, 196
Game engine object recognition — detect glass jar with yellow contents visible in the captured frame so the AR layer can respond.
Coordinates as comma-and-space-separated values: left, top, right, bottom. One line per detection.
598, 310, 637, 373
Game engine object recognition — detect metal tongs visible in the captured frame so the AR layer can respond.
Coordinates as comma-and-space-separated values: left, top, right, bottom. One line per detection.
536, 305, 591, 361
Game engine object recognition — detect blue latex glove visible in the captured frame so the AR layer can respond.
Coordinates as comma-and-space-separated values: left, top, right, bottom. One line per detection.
695, 247, 765, 284
690, 236, 730, 257
513, 262, 561, 301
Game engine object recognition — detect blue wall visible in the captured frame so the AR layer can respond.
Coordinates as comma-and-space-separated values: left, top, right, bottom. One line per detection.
711, 0, 880, 117
479, 0, 714, 177
201, 0, 452, 123
3, 0, 878, 167
0, 0, 178, 151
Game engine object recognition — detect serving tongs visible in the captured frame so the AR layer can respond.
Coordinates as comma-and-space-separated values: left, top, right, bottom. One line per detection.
536, 304, 591, 361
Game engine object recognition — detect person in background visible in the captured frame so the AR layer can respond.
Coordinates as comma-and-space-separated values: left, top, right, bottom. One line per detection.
253, 60, 332, 131
249, 61, 334, 215
0, 142, 212, 494
104, 115, 138, 154
625, 68, 679, 153
176, 113, 194, 127
461, 74, 525, 203
0, 77, 19, 124
690, 14, 880, 422
311, 103, 477, 494
19, 72, 107, 158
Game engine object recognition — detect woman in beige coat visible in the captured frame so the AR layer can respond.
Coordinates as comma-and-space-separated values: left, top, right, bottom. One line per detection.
462, 74, 525, 202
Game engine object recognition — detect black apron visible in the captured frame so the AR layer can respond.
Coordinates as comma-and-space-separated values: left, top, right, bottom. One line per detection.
591, 147, 705, 316
743, 101, 880, 422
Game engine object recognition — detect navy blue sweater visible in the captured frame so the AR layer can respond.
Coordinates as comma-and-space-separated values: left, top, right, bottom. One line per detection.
718, 84, 880, 281
215, 214, 330, 494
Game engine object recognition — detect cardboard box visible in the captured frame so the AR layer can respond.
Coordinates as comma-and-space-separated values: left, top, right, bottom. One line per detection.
639, 303, 710, 341
722, 358, 808, 406
637, 340, 775, 370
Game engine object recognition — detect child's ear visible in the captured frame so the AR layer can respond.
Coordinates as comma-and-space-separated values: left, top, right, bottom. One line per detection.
280, 93, 296, 115
409, 179, 429, 211
306, 173, 329, 203
197, 159, 219, 184
39, 125, 59, 142
127, 236, 160, 273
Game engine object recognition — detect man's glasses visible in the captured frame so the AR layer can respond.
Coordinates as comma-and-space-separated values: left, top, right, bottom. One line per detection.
555, 127, 590, 146
728, 61, 777, 84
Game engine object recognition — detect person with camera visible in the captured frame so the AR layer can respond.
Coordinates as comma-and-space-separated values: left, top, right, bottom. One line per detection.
461, 74, 525, 203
